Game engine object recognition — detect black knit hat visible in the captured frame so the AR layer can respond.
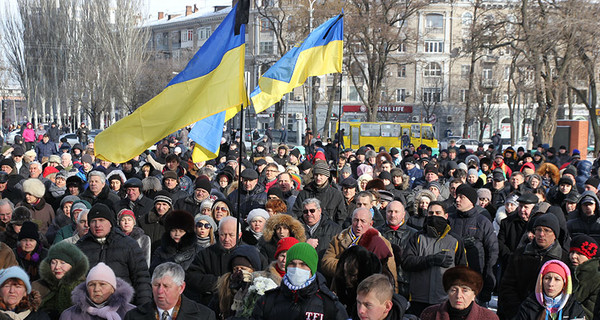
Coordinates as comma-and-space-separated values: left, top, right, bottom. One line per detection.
532, 213, 559, 236
88, 203, 115, 227
570, 235, 598, 259
267, 186, 284, 200
18, 221, 39, 241
585, 177, 600, 189
456, 184, 478, 206
164, 210, 195, 233
228, 245, 262, 272
194, 177, 212, 193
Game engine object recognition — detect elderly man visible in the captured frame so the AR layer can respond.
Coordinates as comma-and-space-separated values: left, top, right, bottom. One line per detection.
293, 160, 346, 225
60, 153, 73, 171
77, 203, 152, 305
119, 178, 154, 221
185, 216, 242, 305
498, 192, 538, 268
139, 191, 172, 252
124, 262, 216, 320
175, 177, 213, 214
79, 170, 121, 213
378, 200, 417, 297
322, 207, 397, 283
228, 169, 267, 219
0, 199, 13, 233
299, 198, 342, 259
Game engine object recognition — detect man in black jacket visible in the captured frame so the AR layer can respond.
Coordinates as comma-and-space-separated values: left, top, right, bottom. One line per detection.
185, 216, 241, 305
119, 178, 154, 221
77, 203, 152, 305
79, 171, 121, 213
497, 192, 538, 268
227, 169, 267, 219
175, 177, 213, 215
293, 160, 347, 225
124, 262, 216, 320
299, 198, 342, 259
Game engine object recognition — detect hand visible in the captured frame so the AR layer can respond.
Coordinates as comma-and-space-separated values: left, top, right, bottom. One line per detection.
307, 238, 319, 248
241, 270, 253, 283
427, 252, 453, 267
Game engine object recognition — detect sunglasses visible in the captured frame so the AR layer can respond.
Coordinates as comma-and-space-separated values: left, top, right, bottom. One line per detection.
303, 208, 317, 214
214, 206, 229, 212
196, 223, 212, 229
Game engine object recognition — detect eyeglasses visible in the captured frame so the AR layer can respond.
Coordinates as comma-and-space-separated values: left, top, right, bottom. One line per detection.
265, 169, 278, 173
214, 206, 229, 212
196, 223, 212, 229
303, 208, 317, 214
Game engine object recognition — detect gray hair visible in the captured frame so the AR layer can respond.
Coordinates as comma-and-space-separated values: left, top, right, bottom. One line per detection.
61, 153, 72, 160
28, 161, 42, 170
197, 167, 216, 180
88, 171, 106, 182
77, 209, 89, 223
152, 262, 185, 286
0, 199, 14, 212
301, 198, 321, 210
142, 176, 162, 192
218, 216, 241, 233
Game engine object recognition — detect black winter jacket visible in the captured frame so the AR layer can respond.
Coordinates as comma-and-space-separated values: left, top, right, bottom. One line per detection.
185, 242, 234, 305
150, 231, 202, 274
514, 293, 585, 320
497, 212, 527, 265
301, 216, 342, 259
378, 222, 417, 298
137, 208, 169, 252
76, 228, 152, 305
293, 182, 347, 226
124, 294, 216, 320
78, 185, 121, 214
118, 195, 154, 222
252, 273, 348, 320
498, 240, 569, 320
228, 184, 268, 219
567, 191, 600, 243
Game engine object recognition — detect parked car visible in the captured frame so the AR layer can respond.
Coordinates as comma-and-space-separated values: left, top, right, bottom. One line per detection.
89, 129, 102, 142
438, 136, 462, 150
6, 129, 21, 145
59, 133, 79, 146
456, 139, 481, 152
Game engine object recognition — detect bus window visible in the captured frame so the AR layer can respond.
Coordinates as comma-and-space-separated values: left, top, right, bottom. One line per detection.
422, 126, 434, 140
411, 124, 421, 138
351, 126, 360, 145
360, 123, 381, 137
402, 127, 410, 136
381, 124, 401, 137
340, 123, 350, 136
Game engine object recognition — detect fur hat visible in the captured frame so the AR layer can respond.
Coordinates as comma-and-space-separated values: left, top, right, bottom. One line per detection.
247, 208, 269, 223
45, 241, 89, 269
0, 266, 31, 293
164, 210, 195, 234
86, 262, 117, 290
23, 178, 46, 198
11, 206, 32, 225
443, 266, 483, 295
358, 228, 392, 260
262, 214, 306, 242
365, 179, 385, 191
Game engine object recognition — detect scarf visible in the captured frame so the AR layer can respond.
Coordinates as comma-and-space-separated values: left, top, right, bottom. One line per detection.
447, 301, 473, 320
275, 264, 285, 278
249, 227, 263, 240
349, 228, 361, 247
86, 301, 121, 320
196, 236, 211, 248
543, 293, 564, 319
283, 273, 316, 291
0, 310, 32, 320
307, 218, 321, 237
16, 245, 42, 278
154, 296, 181, 320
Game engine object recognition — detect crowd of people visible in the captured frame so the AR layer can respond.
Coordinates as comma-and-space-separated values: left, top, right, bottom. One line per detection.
0, 125, 599, 320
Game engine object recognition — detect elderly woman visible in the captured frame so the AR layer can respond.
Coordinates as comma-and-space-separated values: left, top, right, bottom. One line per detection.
59, 262, 135, 320
257, 214, 305, 263
357, 174, 373, 192
514, 260, 584, 320
117, 209, 151, 268
0, 266, 49, 319
14, 221, 48, 282
31, 242, 89, 319
211, 199, 232, 225
19, 179, 55, 234
193, 214, 217, 248
150, 210, 201, 273
420, 266, 499, 320
242, 209, 270, 246
62, 209, 89, 245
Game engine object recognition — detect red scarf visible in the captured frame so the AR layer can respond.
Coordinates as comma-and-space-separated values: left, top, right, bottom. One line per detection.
275, 264, 286, 278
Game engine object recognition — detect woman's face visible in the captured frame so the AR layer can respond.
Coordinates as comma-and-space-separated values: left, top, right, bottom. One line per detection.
119, 216, 135, 234
195, 220, 211, 238
276, 251, 287, 271
481, 163, 489, 172
87, 280, 115, 304
0, 279, 27, 309
50, 259, 72, 280
20, 238, 37, 252
62, 202, 73, 217
418, 197, 431, 210
530, 178, 540, 188
447, 285, 476, 310
170, 229, 186, 243
110, 179, 121, 191
25, 193, 38, 205
505, 202, 518, 213
467, 174, 478, 184
478, 197, 489, 208
275, 225, 290, 239
212, 203, 230, 222
543, 272, 564, 298
570, 251, 590, 267
250, 217, 266, 233
360, 179, 368, 191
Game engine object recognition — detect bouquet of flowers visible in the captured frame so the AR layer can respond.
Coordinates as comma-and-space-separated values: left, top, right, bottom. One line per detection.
235, 276, 278, 317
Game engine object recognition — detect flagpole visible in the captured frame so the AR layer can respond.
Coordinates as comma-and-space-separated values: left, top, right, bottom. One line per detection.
235, 102, 245, 248
336, 71, 343, 178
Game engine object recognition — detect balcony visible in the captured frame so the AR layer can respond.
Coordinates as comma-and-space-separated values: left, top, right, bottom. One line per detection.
480, 79, 499, 88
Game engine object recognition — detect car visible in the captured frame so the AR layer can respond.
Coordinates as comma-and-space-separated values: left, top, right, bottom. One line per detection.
438, 136, 462, 150
456, 139, 481, 152
6, 129, 21, 145
59, 133, 79, 146
89, 129, 102, 142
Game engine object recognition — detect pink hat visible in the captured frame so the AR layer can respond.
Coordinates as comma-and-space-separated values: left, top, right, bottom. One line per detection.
86, 262, 117, 289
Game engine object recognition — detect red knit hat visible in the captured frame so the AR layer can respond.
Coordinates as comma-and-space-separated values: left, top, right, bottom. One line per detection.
117, 209, 136, 223
43, 166, 59, 178
274, 237, 299, 259
542, 262, 567, 283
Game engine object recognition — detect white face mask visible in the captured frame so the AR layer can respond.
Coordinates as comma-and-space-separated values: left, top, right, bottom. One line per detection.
286, 267, 312, 286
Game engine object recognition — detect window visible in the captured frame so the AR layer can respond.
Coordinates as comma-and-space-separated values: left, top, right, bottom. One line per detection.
462, 12, 473, 26
461, 65, 471, 78
422, 126, 434, 140
381, 124, 401, 137
396, 89, 406, 102
181, 29, 193, 42
483, 94, 491, 104
360, 124, 381, 137
504, 66, 511, 80
423, 62, 442, 77
482, 68, 493, 79
424, 41, 444, 53
398, 42, 406, 53
197, 27, 211, 40
260, 41, 274, 54
425, 14, 443, 32
260, 18, 270, 32
327, 86, 341, 101
423, 88, 442, 103
398, 64, 406, 77
460, 89, 469, 102
348, 86, 362, 101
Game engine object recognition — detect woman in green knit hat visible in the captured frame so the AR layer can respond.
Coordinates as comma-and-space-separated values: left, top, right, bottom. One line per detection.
31, 241, 89, 319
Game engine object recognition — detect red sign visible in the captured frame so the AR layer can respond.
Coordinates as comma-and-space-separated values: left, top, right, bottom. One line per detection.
343, 105, 413, 113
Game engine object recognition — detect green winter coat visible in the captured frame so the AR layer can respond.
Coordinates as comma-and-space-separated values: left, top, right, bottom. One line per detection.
573, 258, 600, 320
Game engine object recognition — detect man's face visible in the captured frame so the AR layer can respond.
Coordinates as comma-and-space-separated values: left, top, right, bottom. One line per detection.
425, 172, 438, 182
164, 178, 178, 189
265, 167, 278, 181
1, 165, 12, 174
0, 204, 12, 224
166, 160, 178, 171
510, 175, 524, 189
89, 217, 111, 238
455, 194, 474, 212
76, 212, 89, 236
314, 173, 329, 187
448, 152, 456, 160
517, 203, 535, 221
218, 220, 238, 250
61, 155, 71, 168
194, 188, 210, 202
12, 155, 22, 163
534, 225, 556, 249
302, 203, 322, 227
405, 162, 415, 170
152, 276, 185, 311
392, 175, 402, 186
155, 202, 171, 216
29, 165, 41, 178
385, 201, 405, 226
492, 179, 505, 191
585, 185, 598, 194
428, 204, 448, 219
0, 182, 6, 192
242, 178, 258, 191
278, 148, 286, 156
582, 201, 597, 216
356, 291, 392, 320
42, 136, 49, 143
343, 187, 356, 200
126, 187, 141, 202
381, 163, 392, 172
356, 195, 373, 210
278, 174, 293, 192
351, 209, 373, 237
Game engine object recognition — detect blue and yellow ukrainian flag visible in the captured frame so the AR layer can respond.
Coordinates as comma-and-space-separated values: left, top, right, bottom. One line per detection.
95, 3, 247, 163
251, 14, 343, 113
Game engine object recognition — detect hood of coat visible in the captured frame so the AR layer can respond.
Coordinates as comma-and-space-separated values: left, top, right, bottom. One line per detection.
262, 213, 306, 242
70, 277, 134, 311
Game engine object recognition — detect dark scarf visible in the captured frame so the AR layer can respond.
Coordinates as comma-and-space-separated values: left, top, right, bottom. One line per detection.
447, 301, 474, 320
16, 244, 42, 278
